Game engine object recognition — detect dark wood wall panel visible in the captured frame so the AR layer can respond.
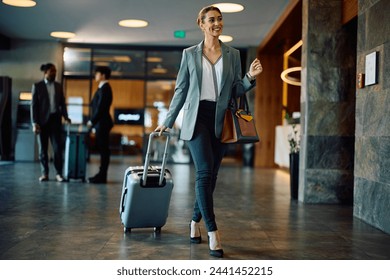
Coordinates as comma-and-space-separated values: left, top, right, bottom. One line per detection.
342, 0, 358, 24
254, 55, 283, 167
254, 0, 302, 167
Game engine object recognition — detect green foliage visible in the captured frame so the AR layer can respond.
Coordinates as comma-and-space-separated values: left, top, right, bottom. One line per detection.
285, 112, 300, 154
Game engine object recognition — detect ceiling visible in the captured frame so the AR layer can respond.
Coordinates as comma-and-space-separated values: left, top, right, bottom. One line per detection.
0, 0, 291, 48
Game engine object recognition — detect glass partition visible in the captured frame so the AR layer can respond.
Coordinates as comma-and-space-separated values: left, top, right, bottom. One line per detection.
92, 49, 145, 78
62, 45, 246, 163
63, 47, 91, 76
146, 50, 182, 79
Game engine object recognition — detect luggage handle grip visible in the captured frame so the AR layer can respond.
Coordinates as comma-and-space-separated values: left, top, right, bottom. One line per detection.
142, 131, 171, 186
120, 187, 127, 213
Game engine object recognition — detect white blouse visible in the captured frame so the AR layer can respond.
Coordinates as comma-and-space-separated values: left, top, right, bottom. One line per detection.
200, 54, 223, 101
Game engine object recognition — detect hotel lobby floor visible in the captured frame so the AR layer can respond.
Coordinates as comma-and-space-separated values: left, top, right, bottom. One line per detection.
1, 155, 390, 260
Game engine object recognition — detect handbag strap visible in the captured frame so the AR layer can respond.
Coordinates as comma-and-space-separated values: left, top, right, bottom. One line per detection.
238, 94, 250, 111
228, 95, 238, 110
229, 94, 250, 112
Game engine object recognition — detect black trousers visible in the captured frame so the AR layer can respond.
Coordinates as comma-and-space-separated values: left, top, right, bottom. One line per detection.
37, 113, 63, 176
95, 126, 111, 178
187, 101, 228, 232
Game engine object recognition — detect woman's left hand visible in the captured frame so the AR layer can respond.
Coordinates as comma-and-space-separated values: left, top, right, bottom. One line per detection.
248, 58, 263, 77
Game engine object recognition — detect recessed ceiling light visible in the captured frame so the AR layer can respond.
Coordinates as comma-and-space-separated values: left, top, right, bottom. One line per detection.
212, 3, 244, 13
147, 57, 163, 63
161, 84, 172, 91
50, 31, 76, 39
219, 35, 233, 43
152, 64, 167, 74
2, 0, 36, 7
119, 19, 148, 28
152, 68, 168, 74
113, 56, 131, 63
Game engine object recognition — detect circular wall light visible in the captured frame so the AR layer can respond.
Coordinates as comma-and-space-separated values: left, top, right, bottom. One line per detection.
280, 67, 302, 86
50, 31, 76, 39
2, 0, 36, 7
119, 19, 148, 28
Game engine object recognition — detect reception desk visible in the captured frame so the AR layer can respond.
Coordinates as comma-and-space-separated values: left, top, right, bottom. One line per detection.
274, 124, 300, 168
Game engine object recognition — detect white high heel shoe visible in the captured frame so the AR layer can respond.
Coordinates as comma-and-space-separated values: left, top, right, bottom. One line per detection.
208, 230, 223, 258
190, 220, 202, 244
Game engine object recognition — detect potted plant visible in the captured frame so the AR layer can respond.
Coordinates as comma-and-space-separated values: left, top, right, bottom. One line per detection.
285, 113, 300, 200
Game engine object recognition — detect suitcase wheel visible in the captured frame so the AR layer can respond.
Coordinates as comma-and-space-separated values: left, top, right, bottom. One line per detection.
124, 227, 131, 233
154, 227, 161, 233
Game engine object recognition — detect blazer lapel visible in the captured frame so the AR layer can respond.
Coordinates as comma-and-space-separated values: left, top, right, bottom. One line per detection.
39, 81, 50, 103
194, 41, 231, 95
194, 41, 203, 93
220, 42, 231, 93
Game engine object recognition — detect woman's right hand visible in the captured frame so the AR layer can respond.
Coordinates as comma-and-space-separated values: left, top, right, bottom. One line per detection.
154, 125, 168, 136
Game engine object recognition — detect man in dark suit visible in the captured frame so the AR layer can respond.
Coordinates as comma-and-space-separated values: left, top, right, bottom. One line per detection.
31, 63, 71, 182
87, 66, 113, 183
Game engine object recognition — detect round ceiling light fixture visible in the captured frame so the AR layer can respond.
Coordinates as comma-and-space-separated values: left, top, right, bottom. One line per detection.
119, 19, 148, 28
219, 35, 233, 43
50, 31, 76, 39
2, 0, 36, 7
212, 3, 244, 13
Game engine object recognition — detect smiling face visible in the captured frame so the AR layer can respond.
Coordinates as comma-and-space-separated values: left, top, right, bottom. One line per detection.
199, 9, 223, 39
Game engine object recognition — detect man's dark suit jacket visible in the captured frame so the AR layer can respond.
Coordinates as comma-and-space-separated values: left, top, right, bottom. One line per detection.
90, 83, 113, 131
31, 80, 69, 126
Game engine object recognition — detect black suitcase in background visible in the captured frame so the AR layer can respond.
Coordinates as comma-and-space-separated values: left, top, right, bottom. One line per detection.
119, 132, 174, 233
64, 125, 88, 181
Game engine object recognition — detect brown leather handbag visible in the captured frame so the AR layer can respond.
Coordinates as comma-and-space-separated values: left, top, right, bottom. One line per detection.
221, 94, 260, 144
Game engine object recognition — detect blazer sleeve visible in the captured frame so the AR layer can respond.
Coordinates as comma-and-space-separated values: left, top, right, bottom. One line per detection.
231, 48, 255, 98
163, 49, 190, 128
30, 83, 39, 125
91, 84, 113, 126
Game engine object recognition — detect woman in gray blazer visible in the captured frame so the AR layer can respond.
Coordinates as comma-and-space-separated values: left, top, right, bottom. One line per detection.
155, 5, 263, 258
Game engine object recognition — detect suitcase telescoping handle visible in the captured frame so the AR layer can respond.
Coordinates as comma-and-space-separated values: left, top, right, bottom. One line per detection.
66, 123, 88, 135
142, 131, 171, 186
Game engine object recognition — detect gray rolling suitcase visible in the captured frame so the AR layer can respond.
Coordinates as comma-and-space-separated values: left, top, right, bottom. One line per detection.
64, 124, 88, 182
119, 132, 173, 233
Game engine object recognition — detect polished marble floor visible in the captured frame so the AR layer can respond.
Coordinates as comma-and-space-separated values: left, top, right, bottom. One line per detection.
1, 155, 390, 260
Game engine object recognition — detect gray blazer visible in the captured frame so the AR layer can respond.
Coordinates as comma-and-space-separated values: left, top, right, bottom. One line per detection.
163, 41, 255, 140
